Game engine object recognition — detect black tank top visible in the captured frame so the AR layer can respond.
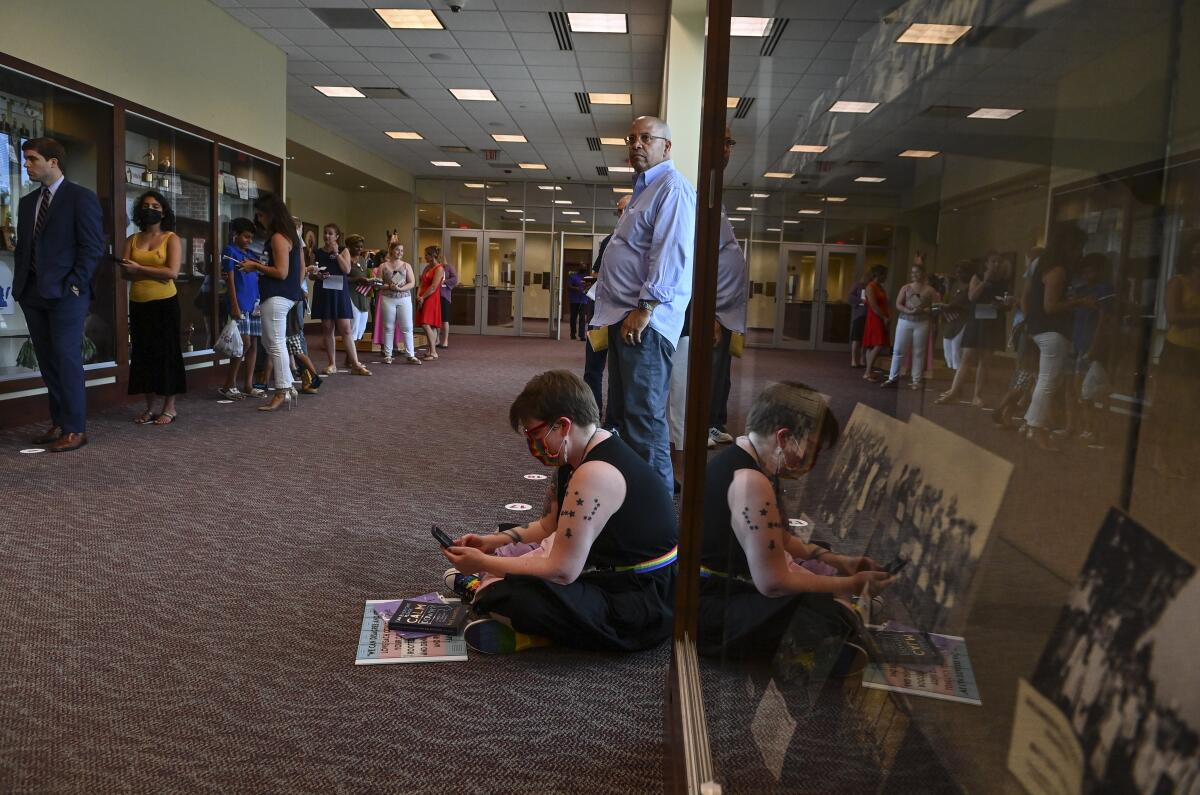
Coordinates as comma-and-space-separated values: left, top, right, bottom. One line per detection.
260, 237, 304, 303
1026, 262, 1072, 338
555, 435, 677, 568
700, 444, 762, 578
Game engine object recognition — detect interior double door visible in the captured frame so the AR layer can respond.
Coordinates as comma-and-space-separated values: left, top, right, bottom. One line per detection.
746, 243, 862, 350
444, 230, 524, 336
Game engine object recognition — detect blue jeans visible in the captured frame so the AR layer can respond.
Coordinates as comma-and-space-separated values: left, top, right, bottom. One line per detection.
583, 333, 608, 424
606, 322, 675, 492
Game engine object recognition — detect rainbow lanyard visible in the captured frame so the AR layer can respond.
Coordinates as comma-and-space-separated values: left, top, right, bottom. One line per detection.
613, 545, 678, 574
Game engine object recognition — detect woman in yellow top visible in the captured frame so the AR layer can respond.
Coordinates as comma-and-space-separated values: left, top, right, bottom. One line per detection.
1155, 231, 1200, 477
118, 190, 187, 425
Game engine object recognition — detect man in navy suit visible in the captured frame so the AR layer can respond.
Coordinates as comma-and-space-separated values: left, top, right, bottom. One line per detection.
14, 138, 104, 452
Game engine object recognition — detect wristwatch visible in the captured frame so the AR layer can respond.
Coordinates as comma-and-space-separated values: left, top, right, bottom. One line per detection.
637, 300, 658, 314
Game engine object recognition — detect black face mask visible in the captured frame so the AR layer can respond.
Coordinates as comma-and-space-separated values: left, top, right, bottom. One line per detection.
136, 207, 163, 227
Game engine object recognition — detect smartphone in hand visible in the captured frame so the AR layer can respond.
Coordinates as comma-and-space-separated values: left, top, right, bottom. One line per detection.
883, 557, 909, 575
431, 525, 455, 549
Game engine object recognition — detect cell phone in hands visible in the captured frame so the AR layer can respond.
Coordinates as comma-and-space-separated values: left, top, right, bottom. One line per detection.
431, 525, 455, 549
883, 557, 909, 575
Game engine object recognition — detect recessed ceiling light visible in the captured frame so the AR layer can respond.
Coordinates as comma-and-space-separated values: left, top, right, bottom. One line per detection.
493, 134, 528, 143
855, 176, 886, 183
486, 197, 509, 203
525, 218, 536, 222
750, 192, 769, 198
763, 172, 794, 179
897, 23, 971, 45
736, 206, 754, 211
358, 184, 366, 189
798, 209, 822, 215
790, 144, 828, 153
766, 227, 782, 232
607, 166, 635, 173
824, 196, 847, 202
450, 88, 497, 101
314, 86, 364, 98
726, 97, 739, 109
553, 200, 573, 205
968, 107, 1023, 119
899, 149, 940, 158
464, 182, 486, 188
567, 13, 627, 33
505, 209, 523, 214
324, 171, 334, 176
518, 163, 547, 170
600, 137, 625, 146
376, 9, 444, 29
537, 185, 561, 191
783, 220, 799, 224
561, 210, 580, 215
730, 17, 772, 36
285, 156, 295, 160
829, 100, 879, 113
728, 217, 746, 222
431, 161, 461, 167
613, 187, 632, 193
385, 131, 423, 140
589, 92, 631, 105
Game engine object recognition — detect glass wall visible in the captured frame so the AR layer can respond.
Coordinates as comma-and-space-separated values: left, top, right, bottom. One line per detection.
0, 65, 114, 378
686, 1, 1200, 792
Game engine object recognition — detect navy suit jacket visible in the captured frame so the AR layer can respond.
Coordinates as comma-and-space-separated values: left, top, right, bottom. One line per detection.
13, 179, 105, 301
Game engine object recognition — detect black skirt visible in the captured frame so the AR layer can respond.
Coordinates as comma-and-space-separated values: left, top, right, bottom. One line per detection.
128, 295, 187, 396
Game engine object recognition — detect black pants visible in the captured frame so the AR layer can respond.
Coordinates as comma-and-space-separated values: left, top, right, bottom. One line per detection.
568, 302, 586, 339
584, 333, 608, 424
710, 326, 733, 430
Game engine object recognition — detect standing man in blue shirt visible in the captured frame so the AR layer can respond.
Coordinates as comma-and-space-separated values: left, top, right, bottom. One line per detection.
582, 194, 630, 423
593, 116, 696, 492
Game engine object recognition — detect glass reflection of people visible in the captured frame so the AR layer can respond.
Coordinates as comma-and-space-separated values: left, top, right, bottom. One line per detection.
1153, 231, 1200, 478
1070, 252, 1116, 441
441, 370, 677, 654
938, 261, 973, 375
119, 190, 186, 425
567, 264, 588, 340
311, 223, 369, 376
937, 253, 1010, 406
848, 276, 867, 368
860, 265, 889, 381
416, 245, 445, 360
438, 258, 458, 349
218, 218, 261, 399
697, 383, 891, 658
883, 262, 937, 389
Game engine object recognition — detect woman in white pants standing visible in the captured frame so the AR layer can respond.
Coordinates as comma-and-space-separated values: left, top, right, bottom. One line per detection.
884, 263, 938, 389
244, 193, 304, 412
375, 240, 420, 364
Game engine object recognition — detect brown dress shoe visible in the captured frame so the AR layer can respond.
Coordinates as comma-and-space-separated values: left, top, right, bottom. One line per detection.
32, 425, 63, 444
49, 432, 87, 453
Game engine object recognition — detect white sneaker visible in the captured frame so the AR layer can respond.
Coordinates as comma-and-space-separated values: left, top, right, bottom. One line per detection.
709, 427, 733, 445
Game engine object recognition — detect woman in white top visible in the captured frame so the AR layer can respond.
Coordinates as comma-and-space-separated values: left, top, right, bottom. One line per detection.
884, 263, 939, 389
374, 240, 420, 364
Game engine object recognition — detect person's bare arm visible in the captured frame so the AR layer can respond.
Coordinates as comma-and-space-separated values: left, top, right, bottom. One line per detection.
337, 247, 352, 275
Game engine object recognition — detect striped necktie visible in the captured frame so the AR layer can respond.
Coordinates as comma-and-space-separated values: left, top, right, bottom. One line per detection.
30, 186, 51, 273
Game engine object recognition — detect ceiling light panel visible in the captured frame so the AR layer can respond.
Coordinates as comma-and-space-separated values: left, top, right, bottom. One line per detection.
600, 138, 625, 146
790, 144, 828, 153
798, 209, 822, 215
899, 149, 940, 158
492, 134, 528, 143
726, 97, 739, 109
750, 193, 769, 198
855, 176, 886, 183
763, 172, 794, 179
736, 206, 754, 211
554, 200, 573, 205
486, 197, 509, 202
829, 100, 879, 113
385, 131, 423, 140
608, 166, 635, 173
589, 93, 631, 105
314, 86, 365, 98
613, 187, 632, 193
537, 185, 562, 191
825, 196, 847, 202
519, 163, 547, 170
897, 23, 971, 45
730, 17, 771, 36
968, 107, 1023, 119
464, 182, 486, 188
450, 88, 497, 101
376, 9, 444, 29
567, 13, 627, 33
431, 161, 461, 167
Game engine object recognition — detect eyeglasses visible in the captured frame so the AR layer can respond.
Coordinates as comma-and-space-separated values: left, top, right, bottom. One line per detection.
725, 138, 737, 147
520, 421, 552, 440
624, 133, 668, 146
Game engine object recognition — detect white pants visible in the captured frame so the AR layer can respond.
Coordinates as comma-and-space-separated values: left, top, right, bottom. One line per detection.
380, 294, 414, 358
889, 318, 930, 384
943, 328, 964, 370
1025, 331, 1070, 429
350, 304, 368, 342
667, 334, 690, 451
260, 296, 296, 391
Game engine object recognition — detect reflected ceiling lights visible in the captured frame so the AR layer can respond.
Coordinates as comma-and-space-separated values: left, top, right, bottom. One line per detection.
314, 86, 364, 98
750, 192, 770, 198
554, 200, 573, 205
464, 182, 486, 188
486, 197, 509, 202
518, 163, 547, 170
613, 187, 633, 193
505, 209, 523, 214
825, 196, 847, 202
431, 161, 461, 167
855, 176, 886, 183
736, 206, 754, 211
726, 97, 739, 109
562, 211, 581, 215
766, 228, 781, 232
450, 88, 497, 101
899, 149, 940, 158
783, 220, 799, 224
493, 134, 527, 143
570, 220, 587, 224
798, 209, 822, 215
730, 17, 772, 36
589, 93, 632, 105
537, 185, 562, 191
385, 131, 423, 140
728, 217, 746, 222
896, 23, 971, 45
567, 13, 627, 33
600, 137, 626, 146
763, 172, 794, 179
968, 107, 1023, 119
790, 144, 828, 153
376, 9, 444, 29
829, 101, 879, 113
608, 166, 635, 173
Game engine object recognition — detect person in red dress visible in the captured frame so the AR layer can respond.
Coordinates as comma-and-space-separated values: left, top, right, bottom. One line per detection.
416, 245, 446, 360
861, 265, 890, 381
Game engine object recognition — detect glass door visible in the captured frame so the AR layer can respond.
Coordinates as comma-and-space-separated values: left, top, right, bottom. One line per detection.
816, 245, 861, 351
558, 233, 595, 341
778, 244, 820, 348
745, 240, 777, 347
482, 232, 521, 336
445, 230, 481, 334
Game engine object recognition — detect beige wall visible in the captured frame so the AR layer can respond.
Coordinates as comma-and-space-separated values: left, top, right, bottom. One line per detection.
0, 0, 286, 157
661, 0, 705, 184
286, 173, 414, 256
287, 115, 414, 193
287, 173, 350, 231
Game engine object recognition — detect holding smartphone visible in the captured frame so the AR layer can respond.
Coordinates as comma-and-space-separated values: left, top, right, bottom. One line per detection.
431, 525, 455, 549
883, 557, 909, 575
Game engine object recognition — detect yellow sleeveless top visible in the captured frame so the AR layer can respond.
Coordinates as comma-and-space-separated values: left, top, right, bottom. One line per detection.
129, 232, 178, 303
1166, 276, 1200, 351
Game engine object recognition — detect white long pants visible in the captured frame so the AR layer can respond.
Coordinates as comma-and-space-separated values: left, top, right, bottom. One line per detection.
889, 317, 930, 384
260, 296, 296, 391
1024, 331, 1070, 429
943, 327, 964, 371
380, 294, 414, 358
667, 334, 690, 451
350, 303, 368, 342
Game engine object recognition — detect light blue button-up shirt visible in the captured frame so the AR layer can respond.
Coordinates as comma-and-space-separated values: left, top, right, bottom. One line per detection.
715, 210, 748, 333
592, 159, 696, 348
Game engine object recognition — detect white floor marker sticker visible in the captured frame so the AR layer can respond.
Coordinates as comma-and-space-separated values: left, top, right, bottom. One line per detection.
523, 473, 548, 481
505, 503, 533, 512
20, 448, 45, 454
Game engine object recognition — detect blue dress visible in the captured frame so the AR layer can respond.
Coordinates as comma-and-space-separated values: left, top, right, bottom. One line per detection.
310, 248, 353, 320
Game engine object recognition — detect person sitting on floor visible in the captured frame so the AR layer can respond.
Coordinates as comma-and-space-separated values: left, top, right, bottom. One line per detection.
697, 382, 893, 659
442, 369, 678, 655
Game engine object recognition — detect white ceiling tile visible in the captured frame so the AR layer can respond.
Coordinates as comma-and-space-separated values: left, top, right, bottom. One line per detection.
225, 8, 270, 26
511, 31, 563, 50
629, 35, 660, 53
241, 0, 303, 6
299, 0, 365, 6
356, 46, 418, 62
521, 50, 578, 67
500, 0, 563, 10
251, 8, 325, 27
500, 12, 554, 32
427, 63, 484, 78
773, 1, 849, 21
305, 46, 363, 60
392, 30, 460, 47
283, 45, 312, 59
469, 50, 528, 65
528, 64, 579, 79
536, 79, 586, 92
441, 11, 505, 30
259, 29, 296, 46
288, 62, 335, 75
479, 65, 531, 79
337, 29, 402, 46
330, 62, 385, 76
452, 31, 517, 49
278, 28, 346, 45
573, 33, 632, 52
409, 48, 472, 63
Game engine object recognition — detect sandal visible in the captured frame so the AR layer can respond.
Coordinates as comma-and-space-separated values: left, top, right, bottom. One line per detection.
322, 365, 337, 376
351, 365, 372, 376
934, 392, 957, 405
153, 412, 178, 426
406, 356, 422, 365
134, 411, 158, 424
